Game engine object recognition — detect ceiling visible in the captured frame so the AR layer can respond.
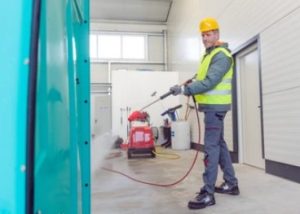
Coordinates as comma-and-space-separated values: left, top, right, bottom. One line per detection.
90, 0, 173, 23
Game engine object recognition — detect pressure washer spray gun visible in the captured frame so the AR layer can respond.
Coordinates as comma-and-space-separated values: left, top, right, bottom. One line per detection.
139, 76, 195, 111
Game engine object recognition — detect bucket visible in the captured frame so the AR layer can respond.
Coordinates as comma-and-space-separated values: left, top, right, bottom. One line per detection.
171, 120, 190, 150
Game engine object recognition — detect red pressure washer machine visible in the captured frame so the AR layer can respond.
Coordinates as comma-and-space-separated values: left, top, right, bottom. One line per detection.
127, 111, 156, 159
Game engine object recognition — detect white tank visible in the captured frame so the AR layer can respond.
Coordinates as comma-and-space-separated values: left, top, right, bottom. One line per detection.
171, 120, 190, 150
156, 126, 165, 145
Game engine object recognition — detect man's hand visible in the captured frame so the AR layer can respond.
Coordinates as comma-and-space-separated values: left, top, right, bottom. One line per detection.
169, 85, 182, 96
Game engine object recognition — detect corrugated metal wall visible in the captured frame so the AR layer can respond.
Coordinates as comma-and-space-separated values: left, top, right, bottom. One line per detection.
168, 0, 300, 167
260, 9, 300, 166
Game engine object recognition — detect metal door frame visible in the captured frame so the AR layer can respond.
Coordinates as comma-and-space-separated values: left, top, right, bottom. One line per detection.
232, 36, 265, 164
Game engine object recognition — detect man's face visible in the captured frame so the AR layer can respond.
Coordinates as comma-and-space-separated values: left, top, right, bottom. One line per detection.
201, 30, 219, 48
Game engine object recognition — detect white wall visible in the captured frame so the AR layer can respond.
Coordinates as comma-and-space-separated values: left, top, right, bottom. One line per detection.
167, 0, 202, 72
167, 0, 300, 166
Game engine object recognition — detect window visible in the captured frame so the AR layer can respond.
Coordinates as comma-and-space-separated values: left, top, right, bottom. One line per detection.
90, 33, 147, 60
98, 35, 121, 59
122, 35, 145, 59
90, 34, 98, 58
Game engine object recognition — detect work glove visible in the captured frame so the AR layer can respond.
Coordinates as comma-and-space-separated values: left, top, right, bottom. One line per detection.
169, 85, 182, 96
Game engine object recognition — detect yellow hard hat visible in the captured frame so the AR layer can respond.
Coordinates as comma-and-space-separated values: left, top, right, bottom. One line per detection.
199, 17, 219, 32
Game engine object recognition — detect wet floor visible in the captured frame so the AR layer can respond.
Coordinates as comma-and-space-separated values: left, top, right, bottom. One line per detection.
92, 148, 300, 214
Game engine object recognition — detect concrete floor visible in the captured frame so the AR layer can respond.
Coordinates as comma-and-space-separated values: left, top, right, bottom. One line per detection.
92, 149, 300, 214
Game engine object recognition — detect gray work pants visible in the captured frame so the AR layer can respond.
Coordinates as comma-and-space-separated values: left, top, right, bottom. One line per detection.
201, 111, 238, 194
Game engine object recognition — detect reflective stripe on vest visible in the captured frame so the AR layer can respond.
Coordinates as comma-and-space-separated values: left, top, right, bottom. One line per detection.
195, 47, 233, 105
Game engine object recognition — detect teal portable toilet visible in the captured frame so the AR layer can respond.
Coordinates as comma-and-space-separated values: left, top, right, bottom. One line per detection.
0, 0, 90, 213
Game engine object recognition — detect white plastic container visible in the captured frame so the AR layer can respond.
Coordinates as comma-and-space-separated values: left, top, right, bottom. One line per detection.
171, 120, 190, 150
157, 126, 165, 145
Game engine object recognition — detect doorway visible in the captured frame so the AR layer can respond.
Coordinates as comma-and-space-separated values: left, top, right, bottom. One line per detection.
236, 42, 265, 169
91, 83, 112, 138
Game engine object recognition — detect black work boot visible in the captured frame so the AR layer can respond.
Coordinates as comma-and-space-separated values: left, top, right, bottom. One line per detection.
188, 190, 215, 209
215, 182, 240, 195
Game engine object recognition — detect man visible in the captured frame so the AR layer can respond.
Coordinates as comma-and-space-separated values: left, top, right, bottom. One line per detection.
170, 17, 239, 210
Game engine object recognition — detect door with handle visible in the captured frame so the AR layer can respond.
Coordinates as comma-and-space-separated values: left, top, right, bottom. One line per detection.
236, 43, 265, 169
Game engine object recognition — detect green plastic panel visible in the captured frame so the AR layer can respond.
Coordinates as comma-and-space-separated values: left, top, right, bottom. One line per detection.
34, 0, 90, 213
0, 1, 32, 213
73, 0, 91, 212
0, 0, 89, 213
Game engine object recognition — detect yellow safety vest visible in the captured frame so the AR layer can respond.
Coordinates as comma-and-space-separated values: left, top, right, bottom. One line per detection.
195, 47, 233, 105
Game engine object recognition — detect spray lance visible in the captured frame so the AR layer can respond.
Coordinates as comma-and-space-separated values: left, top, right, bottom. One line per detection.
139, 75, 196, 111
